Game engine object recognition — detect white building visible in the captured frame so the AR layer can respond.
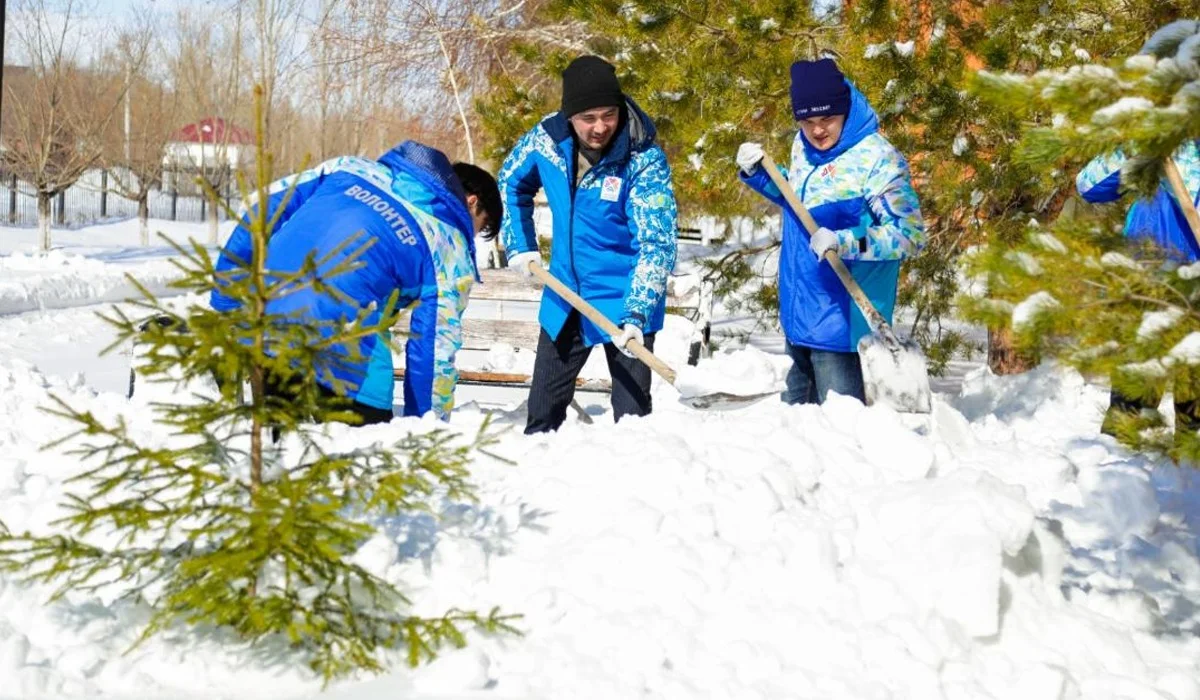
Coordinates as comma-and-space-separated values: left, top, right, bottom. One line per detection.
163, 117, 253, 171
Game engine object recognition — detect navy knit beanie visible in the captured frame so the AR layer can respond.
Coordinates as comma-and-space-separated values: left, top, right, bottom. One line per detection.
789, 58, 851, 120
561, 55, 624, 118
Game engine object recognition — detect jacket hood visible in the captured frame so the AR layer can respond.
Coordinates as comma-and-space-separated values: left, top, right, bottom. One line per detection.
378, 140, 479, 279
798, 82, 879, 166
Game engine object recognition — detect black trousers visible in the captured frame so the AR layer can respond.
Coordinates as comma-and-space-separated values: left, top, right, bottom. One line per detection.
525, 312, 654, 434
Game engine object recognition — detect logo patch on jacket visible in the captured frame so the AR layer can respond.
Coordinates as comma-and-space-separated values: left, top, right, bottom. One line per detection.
601, 176, 623, 202
820, 164, 837, 179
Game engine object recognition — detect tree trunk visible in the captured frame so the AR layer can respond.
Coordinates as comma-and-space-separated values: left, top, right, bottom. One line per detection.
139, 193, 150, 246
437, 31, 475, 163
987, 326, 1034, 375
38, 192, 53, 252
208, 198, 220, 245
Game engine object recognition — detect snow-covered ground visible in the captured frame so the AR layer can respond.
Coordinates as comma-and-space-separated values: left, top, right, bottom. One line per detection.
0, 220, 234, 316
2, 221, 1199, 700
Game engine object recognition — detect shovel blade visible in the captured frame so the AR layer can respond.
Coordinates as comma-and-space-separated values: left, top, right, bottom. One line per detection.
859, 334, 933, 414
678, 390, 778, 411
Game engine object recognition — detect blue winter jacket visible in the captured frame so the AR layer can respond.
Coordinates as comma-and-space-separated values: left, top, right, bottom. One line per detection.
740, 83, 926, 352
498, 98, 679, 346
1076, 143, 1200, 262
210, 141, 479, 419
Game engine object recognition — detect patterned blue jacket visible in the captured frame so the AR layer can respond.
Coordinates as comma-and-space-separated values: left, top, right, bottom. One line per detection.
498, 98, 679, 345
740, 83, 926, 352
1076, 143, 1200, 262
210, 141, 478, 419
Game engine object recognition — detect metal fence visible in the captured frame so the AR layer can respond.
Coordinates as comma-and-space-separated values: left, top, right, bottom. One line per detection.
0, 168, 239, 229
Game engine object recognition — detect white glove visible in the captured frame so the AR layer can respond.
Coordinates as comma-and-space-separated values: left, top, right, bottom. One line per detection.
809, 227, 839, 260
507, 251, 542, 278
736, 142, 765, 174
612, 324, 643, 359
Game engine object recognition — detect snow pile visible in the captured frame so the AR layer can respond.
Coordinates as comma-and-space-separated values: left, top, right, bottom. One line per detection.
952, 133, 970, 156
0, 219, 231, 316
1180, 261, 1200, 280
0, 249, 111, 273
0, 251, 183, 315
0, 219, 230, 256
0, 353, 1198, 698
1100, 251, 1140, 269
1031, 232, 1068, 254
670, 343, 787, 398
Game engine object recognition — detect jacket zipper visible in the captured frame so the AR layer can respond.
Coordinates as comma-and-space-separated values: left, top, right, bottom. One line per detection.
567, 146, 591, 295
799, 162, 819, 203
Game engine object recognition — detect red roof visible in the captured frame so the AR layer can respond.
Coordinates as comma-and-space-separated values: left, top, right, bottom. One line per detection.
171, 117, 253, 145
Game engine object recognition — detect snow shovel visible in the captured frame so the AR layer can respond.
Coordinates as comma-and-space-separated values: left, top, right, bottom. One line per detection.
524, 261, 777, 410
760, 153, 933, 414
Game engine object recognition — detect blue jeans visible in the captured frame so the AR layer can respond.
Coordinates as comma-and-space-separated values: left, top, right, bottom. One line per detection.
781, 344, 865, 405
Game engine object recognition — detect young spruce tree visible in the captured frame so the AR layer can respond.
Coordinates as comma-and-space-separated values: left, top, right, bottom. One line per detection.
0, 88, 518, 679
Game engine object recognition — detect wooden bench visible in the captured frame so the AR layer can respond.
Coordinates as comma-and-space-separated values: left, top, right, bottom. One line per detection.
393, 268, 713, 393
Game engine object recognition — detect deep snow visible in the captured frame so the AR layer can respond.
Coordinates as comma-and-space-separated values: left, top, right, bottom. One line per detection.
1, 220, 1199, 700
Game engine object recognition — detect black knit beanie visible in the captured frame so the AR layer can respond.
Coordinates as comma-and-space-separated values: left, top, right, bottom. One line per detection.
561, 55, 624, 118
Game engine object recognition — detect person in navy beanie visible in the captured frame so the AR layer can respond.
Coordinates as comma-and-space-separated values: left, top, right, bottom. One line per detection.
736, 58, 927, 406
498, 55, 679, 433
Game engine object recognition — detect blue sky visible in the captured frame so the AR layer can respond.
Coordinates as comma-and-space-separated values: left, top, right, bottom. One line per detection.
92, 0, 231, 21
4, 0, 316, 67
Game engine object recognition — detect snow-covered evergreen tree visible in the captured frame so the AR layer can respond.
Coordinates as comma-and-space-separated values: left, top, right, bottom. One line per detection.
966, 19, 1200, 462
836, 0, 1188, 372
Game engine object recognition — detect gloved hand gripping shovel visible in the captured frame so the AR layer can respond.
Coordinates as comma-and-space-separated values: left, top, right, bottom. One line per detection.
524, 262, 777, 410
760, 153, 933, 414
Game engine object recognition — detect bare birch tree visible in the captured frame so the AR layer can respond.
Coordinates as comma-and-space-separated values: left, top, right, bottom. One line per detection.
1, 0, 143, 250
102, 15, 179, 245
170, 5, 250, 244
251, 0, 305, 167
318, 0, 590, 165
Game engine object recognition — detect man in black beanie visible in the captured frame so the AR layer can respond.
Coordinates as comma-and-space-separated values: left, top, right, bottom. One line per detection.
499, 55, 679, 434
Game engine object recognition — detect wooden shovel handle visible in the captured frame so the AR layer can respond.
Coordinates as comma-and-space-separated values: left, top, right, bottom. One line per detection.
760, 153, 901, 351
526, 261, 678, 385
1164, 157, 1200, 249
